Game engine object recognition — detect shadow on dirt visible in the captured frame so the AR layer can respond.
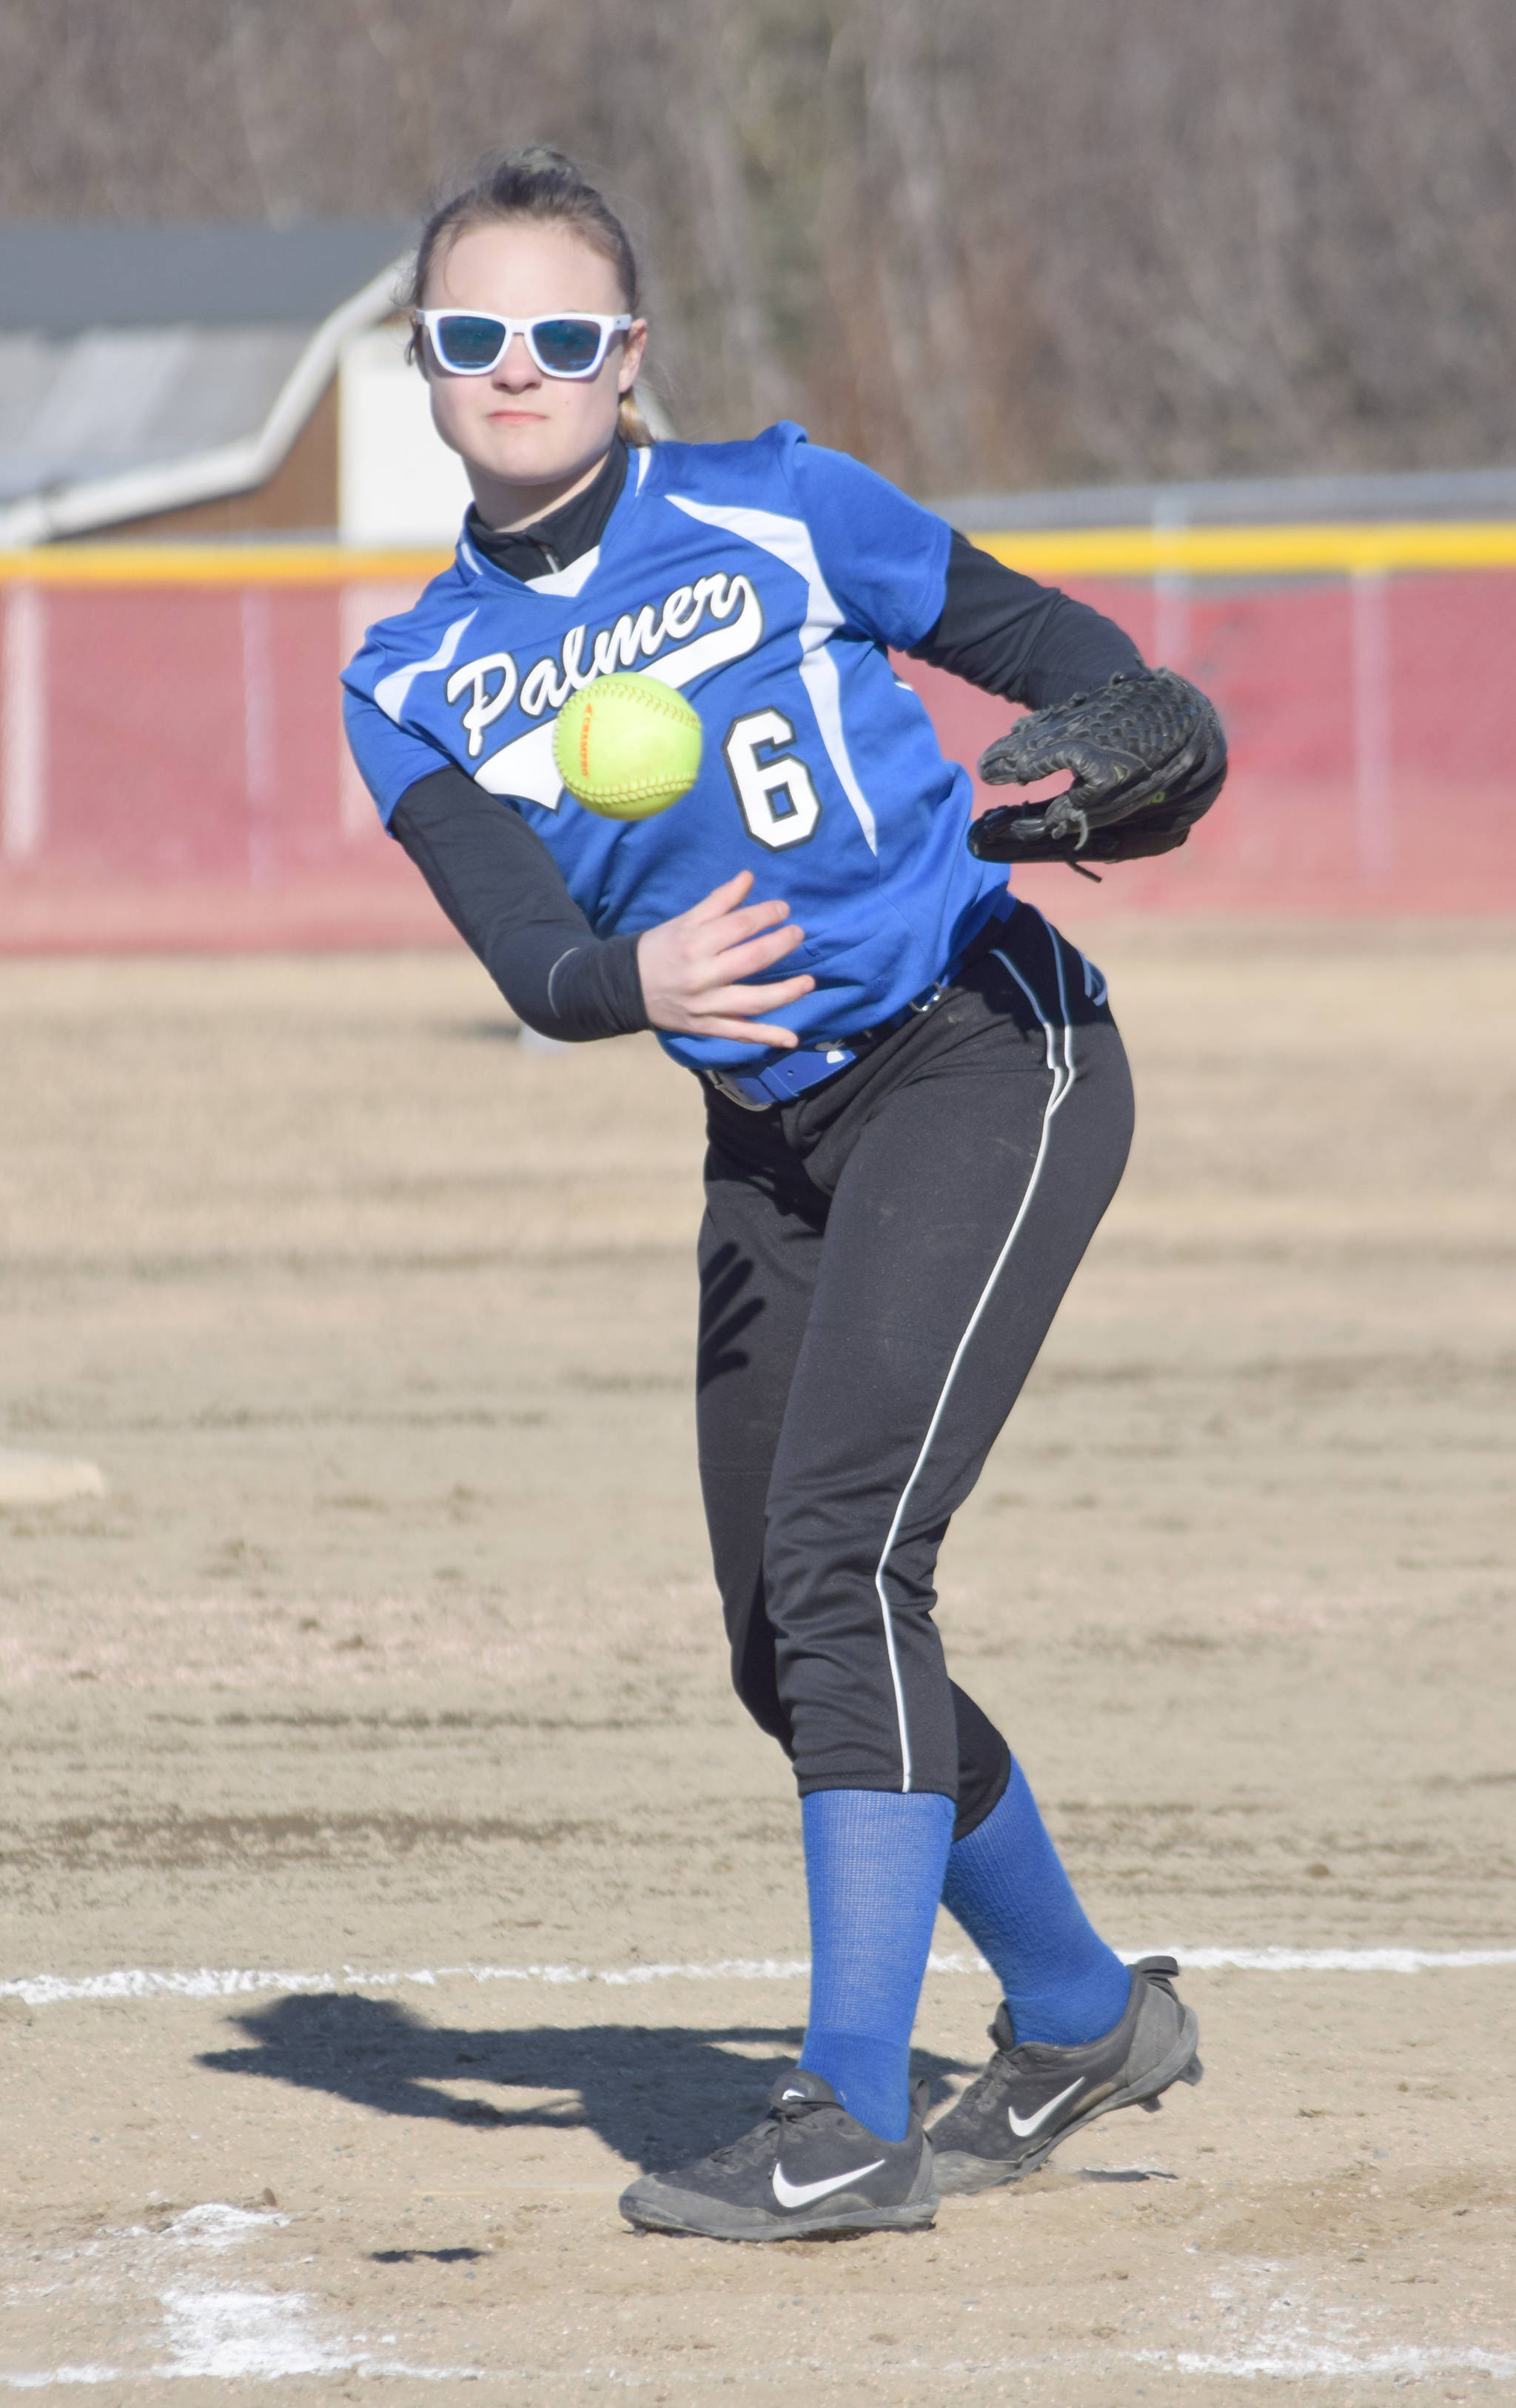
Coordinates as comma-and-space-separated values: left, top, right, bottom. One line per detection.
198, 1991, 970, 2173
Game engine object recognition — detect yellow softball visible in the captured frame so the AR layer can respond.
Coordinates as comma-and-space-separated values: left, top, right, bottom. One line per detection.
552, 672, 704, 821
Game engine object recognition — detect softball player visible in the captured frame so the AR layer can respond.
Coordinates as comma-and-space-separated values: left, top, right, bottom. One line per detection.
343, 147, 1205, 2243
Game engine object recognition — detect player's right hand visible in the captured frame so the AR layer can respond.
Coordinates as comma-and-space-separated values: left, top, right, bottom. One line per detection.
636, 870, 815, 1049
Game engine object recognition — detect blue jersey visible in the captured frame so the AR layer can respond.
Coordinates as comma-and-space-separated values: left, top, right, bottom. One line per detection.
342, 422, 1011, 1077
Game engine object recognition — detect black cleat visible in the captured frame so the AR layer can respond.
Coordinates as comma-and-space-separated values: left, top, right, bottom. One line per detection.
929, 1954, 1203, 2194
618, 2068, 938, 2241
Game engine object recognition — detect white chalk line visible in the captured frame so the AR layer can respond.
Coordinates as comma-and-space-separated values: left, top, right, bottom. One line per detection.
4, 1943, 1516, 2010
1161, 2345, 1516, 2381
5, 2207, 1513, 2392
0, 2204, 485, 2389
7, 2347, 1516, 2392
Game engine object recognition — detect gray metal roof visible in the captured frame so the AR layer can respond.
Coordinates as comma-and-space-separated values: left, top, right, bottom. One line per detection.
0, 327, 311, 503
0, 223, 411, 541
933, 465, 1516, 529
0, 220, 416, 335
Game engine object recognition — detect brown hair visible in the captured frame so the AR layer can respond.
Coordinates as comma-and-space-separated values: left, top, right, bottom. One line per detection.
404, 146, 654, 447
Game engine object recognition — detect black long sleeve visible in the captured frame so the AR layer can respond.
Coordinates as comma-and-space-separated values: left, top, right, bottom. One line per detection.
908, 529, 1142, 707
390, 767, 648, 1043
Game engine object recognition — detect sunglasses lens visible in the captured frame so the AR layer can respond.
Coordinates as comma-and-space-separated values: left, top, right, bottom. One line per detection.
432, 314, 506, 371
532, 317, 604, 374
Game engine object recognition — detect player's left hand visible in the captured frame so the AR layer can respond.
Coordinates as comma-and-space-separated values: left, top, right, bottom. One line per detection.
968, 667, 1227, 869
637, 870, 816, 1049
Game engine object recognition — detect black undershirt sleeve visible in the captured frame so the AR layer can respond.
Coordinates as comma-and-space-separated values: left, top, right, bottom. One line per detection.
389, 767, 648, 1043
909, 528, 1143, 707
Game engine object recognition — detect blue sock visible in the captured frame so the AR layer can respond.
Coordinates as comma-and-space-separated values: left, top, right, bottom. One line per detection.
798, 1788, 956, 2142
942, 1759, 1131, 2046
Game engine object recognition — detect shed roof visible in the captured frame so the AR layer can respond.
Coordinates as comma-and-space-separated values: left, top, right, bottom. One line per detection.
0, 221, 413, 542
0, 328, 311, 504
0, 220, 415, 334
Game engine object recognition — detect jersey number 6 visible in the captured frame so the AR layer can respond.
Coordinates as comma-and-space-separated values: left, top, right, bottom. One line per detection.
722, 709, 822, 850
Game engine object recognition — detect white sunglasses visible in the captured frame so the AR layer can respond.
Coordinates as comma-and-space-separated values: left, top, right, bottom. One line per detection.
415, 309, 632, 380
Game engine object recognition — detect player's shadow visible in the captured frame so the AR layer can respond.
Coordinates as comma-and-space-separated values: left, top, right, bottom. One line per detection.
198, 1993, 968, 2173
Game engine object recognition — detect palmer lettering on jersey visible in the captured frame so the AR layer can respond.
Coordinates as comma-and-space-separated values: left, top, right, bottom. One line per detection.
444, 570, 764, 760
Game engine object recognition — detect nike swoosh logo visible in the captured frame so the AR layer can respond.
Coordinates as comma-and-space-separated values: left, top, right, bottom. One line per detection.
1007, 2076, 1085, 2139
771, 2157, 885, 2210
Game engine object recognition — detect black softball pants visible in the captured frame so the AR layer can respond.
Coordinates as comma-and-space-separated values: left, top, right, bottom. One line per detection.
695, 903, 1134, 1837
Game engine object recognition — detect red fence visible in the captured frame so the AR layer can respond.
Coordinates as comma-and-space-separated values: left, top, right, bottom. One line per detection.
2, 536, 1514, 952
0, 562, 440, 952
913, 565, 1516, 920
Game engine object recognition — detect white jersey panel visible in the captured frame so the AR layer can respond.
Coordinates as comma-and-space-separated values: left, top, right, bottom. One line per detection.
668, 494, 878, 854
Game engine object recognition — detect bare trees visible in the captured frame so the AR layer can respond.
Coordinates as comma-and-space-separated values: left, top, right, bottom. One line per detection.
1, 0, 1513, 491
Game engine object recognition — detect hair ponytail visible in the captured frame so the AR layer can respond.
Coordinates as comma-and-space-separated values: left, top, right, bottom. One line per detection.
405, 146, 655, 445
617, 393, 655, 447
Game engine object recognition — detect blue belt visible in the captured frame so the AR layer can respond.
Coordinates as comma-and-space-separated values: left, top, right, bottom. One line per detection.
702, 979, 950, 1111
702, 905, 1021, 1113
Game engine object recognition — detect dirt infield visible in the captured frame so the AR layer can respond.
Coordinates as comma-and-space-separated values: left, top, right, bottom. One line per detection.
1, 920, 1513, 2401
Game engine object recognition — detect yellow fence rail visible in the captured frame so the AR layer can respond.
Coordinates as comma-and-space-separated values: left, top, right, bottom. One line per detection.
975, 520, 1516, 580
4, 521, 1516, 587
0, 545, 450, 586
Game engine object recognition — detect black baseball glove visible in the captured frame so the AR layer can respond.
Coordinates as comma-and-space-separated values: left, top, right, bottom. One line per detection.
967, 667, 1227, 873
